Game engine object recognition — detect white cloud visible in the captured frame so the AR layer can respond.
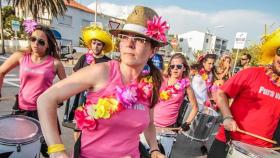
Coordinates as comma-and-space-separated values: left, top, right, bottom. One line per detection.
88, 2, 279, 49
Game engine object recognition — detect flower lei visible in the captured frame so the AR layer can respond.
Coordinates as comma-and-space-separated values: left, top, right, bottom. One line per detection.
85, 50, 95, 64
159, 78, 190, 101
74, 76, 153, 131
265, 65, 280, 87
23, 19, 38, 35
146, 16, 169, 43
197, 68, 213, 90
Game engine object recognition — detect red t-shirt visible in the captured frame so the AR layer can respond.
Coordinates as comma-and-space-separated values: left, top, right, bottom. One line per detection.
216, 67, 280, 147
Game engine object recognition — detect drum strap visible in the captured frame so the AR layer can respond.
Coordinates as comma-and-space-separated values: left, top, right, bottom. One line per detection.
224, 129, 231, 152
74, 133, 82, 158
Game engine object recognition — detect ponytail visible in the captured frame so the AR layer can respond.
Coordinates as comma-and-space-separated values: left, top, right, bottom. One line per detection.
146, 59, 163, 108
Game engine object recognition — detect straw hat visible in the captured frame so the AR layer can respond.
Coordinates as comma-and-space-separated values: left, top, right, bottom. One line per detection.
261, 28, 280, 65
110, 6, 169, 46
82, 24, 113, 53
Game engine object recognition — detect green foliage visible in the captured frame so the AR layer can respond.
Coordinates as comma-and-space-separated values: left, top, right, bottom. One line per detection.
2, 6, 26, 39
231, 43, 262, 66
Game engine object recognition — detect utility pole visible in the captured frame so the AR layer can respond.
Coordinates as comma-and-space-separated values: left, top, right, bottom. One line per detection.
0, 0, 5, 55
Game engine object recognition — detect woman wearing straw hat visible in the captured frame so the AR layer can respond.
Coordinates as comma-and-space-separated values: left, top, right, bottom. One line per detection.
208, 29, 280, 158
38, 6, 169, 158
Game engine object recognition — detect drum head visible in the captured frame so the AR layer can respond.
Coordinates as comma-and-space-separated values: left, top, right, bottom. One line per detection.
0, 115, 42, 145
231, 141, 280, 158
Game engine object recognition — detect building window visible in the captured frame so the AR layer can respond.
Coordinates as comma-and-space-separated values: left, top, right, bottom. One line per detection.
58, 15, 72, 26
82, 19, 92, 27
206, 39, 209, 43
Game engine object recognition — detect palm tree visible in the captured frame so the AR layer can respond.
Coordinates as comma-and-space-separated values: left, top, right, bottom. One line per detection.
7, 0, 69, 20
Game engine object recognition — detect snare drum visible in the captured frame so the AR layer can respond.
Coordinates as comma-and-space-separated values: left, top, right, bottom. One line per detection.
227, 141, 280, 158
182, 107, 218, 142
156, 128, 177, 158
139, 128, 177, 158
0, 115, 42, 158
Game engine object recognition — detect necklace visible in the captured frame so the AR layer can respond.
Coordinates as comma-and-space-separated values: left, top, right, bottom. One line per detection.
265, 65, 280, 87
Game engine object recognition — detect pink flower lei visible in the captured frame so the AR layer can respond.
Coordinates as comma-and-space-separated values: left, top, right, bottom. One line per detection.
159, 78, 190, 101
74, 76, 153, 131
146, 16, 169, 43
85, 50, 95, 64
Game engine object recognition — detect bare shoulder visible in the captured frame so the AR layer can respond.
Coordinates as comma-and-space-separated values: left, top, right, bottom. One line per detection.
53, 58, 63, 66
11, 51, 25, 59
70, 62, 110, 87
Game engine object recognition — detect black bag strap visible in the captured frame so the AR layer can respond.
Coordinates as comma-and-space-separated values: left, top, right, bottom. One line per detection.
74, 133, 82, 158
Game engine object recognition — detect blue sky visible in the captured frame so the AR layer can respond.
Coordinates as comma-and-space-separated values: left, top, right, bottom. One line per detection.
80, 0, 279, 49
80, 0, 279, 16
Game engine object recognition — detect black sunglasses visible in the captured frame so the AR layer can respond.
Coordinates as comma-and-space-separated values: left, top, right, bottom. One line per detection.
29, 36, 46, 46
170, 64, 184, 69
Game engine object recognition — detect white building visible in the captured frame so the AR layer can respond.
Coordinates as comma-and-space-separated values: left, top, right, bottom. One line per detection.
16, 0, 125, 47
178, 31, 228, 58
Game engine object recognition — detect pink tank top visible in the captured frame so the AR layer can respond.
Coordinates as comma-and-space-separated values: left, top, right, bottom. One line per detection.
80, 60, 151, 158
19, 53, 55, 110
154, 78, 190, 127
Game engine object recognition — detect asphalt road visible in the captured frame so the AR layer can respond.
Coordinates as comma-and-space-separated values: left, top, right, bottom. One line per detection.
0, 55, 218, 158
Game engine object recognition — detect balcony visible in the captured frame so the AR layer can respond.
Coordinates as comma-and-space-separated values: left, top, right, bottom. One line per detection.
37, 17, 52, 26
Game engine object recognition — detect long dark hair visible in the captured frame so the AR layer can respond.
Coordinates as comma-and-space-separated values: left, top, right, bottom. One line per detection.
30, 24, 60, 59
167, 53, 189, 78
140, 40, 163, 108
191, 54, 217, 71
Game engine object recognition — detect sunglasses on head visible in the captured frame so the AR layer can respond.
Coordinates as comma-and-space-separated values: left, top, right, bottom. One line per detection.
170, 64, 184, 69
29, 36, 46, 46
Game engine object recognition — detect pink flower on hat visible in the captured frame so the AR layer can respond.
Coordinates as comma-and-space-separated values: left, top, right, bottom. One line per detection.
23, 19, 38, 35
146, 16, 169, 43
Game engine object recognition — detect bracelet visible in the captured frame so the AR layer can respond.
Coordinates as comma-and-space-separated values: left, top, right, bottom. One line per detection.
223, 115, 233, 122
48, 144, 65, 154
149, 149, 160, 154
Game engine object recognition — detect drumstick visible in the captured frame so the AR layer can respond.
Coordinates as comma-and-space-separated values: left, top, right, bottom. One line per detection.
237, 128, 277, 144
162, 127, 181, 131
268, 147, 280, 150
0, 96, 16, 101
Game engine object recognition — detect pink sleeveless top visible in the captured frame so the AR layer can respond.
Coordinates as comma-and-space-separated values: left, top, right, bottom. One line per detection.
19, 53, 55, 110
154, 77, 190, 127
80, 60, 151, 158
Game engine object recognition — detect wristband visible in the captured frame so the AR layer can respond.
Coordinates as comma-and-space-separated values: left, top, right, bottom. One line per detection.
48, 144, 65, 154
223, 115, 233, 122
149, 149, 160, 154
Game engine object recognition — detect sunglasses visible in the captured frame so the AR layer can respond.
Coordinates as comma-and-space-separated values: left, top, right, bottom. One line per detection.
170, 64, 184, 69
29, 36, 46, 46
241, 58, 248, 61
118, 34, 147, 44
277, 48, 280, 56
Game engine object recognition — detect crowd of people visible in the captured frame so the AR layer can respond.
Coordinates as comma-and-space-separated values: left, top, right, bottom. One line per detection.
0, 4, 280, 158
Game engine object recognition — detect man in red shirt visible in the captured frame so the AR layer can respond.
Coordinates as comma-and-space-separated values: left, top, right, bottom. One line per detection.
208, 30, 280, 157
